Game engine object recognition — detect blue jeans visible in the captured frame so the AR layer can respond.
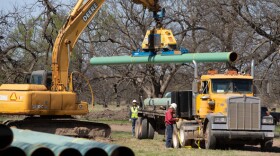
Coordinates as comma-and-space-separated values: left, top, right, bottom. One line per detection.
166, 124, 173, 148
131, 118, 137, 136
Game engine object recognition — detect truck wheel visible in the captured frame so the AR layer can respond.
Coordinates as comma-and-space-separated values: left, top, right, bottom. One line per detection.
147, 119, 155, 139
141, 118, 148, 139
172, 125, 181, 148
179, 127, 192, 147
260, 139, 273, 152
229, 143, 244, 150
204, 123, 216, 149
135, 117, 142, 139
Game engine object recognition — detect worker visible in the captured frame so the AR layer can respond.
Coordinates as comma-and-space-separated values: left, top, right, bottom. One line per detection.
165, 103, 178, 148
129, 99, 138, 137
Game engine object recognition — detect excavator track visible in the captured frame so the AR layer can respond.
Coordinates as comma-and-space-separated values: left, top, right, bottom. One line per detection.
3, 117, 111, 139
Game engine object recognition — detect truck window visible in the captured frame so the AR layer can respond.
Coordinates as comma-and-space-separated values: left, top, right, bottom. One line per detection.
202, 81, 209, 94
30, 75, 43, 84
164, 92, 171, 98
212, 79, 252, 93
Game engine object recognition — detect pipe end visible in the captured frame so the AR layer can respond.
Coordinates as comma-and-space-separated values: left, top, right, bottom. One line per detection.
0, 146, 26, 156
0, 124, 13, 150
229, 52, 238, 62
31, 147, 54, 156
111, 146, 134, 156
85, 148, 107, 156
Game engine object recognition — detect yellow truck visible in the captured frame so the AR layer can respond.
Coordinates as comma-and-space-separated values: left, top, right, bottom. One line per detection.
137, 60, 278, 151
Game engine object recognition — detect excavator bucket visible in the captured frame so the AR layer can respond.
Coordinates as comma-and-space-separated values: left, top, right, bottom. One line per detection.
132, 0, 161, 11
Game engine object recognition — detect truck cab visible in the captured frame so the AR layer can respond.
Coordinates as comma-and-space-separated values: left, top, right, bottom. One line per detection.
196, 69, 254, 118
192, 69, 276, 150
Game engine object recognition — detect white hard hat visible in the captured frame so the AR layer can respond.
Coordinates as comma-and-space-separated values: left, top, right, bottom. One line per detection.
170, 103, 177, 110
132, 99, 137, 103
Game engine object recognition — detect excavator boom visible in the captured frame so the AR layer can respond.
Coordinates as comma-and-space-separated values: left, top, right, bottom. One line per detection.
52, 0, 105, 91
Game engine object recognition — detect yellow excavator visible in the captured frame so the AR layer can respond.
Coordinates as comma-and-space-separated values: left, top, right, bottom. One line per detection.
0, 0, 180, 138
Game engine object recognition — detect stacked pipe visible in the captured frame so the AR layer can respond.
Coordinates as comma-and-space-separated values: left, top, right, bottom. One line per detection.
0, 124, 134, 156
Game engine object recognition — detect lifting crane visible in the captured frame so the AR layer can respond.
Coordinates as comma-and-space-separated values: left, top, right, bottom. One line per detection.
0, 0, 179, 138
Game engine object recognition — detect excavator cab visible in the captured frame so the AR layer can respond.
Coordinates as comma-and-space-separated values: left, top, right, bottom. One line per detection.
29, 70, 52, 90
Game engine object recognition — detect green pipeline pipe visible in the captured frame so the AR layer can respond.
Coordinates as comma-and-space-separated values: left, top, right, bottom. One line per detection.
12, 141, 55, 156
0, 124, 13, 150
39, 143, 82, 156
62, 142, 107, 156
12, 128, 134, 156
90, 52, 237, 65
0, 146, 26, 156
144, 98, 171, 106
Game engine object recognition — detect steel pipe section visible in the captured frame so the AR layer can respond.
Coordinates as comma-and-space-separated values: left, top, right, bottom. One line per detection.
0, 146, 26, 156
82, 142, 134, 156
12, 142, 55, 156
40, 143, 82, 156
12, 128, 134, 156
63, 142, 107, 156
90, 52, 237, 66
0, 124, 13, 150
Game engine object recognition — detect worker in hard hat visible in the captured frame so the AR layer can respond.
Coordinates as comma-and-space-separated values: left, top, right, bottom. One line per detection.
129, 99, 139, 137
165, 103, 178, 148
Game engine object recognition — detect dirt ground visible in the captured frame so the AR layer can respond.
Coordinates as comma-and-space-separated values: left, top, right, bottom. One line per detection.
110, 124, 132, 132
84, 107, 130, 120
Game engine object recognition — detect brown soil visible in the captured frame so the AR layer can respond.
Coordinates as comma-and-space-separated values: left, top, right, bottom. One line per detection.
84, 108, 130, 120
110, 124, 131, 132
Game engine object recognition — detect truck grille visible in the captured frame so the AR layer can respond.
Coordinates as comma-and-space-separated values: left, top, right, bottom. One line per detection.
228, 96, 260, 130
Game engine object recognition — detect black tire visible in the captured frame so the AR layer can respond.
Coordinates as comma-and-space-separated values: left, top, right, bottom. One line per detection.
260, 139, 273, 152
204, 122, 216, 149
135, 117, 142, 139
172, 125, 181, 148
147, 119, 155, 139
141, 118, 148, 139
229, 143, 244, 150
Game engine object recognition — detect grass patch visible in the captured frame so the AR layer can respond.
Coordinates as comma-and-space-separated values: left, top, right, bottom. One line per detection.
109, 131, 277, 156
276, 125, 280, 133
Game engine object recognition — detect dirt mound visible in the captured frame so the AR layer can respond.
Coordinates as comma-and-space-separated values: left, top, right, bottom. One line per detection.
84, 108, 130, 120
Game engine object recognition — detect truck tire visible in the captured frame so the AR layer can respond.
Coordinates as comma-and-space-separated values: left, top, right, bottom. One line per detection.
147, 119, 155, 139
135, 117, 142, 139
172, 125, 181, 148
179, 128, 192, 147
141, 118, 148, 139
260, 139, 273, 152
204, 122, 216, 149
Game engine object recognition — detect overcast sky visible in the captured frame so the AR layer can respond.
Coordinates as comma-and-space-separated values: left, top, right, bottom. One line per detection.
0, 0, 74, 13
0, 0, 36, 11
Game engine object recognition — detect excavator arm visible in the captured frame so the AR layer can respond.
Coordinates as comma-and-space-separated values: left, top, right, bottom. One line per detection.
51, 0, 105, 91
51, 0, 162, 91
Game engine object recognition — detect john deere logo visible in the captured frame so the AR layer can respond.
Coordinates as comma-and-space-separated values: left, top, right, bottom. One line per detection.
83, 3, 98, 22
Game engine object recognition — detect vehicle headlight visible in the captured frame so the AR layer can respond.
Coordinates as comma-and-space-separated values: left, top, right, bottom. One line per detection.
213, 116, 227, 124
262, 116, 274, 125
